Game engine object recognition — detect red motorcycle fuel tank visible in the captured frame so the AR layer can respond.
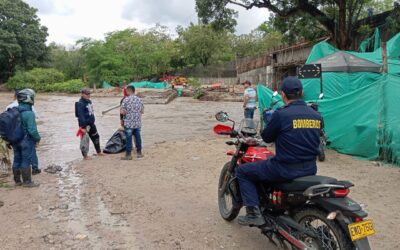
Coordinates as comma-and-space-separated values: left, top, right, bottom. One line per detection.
241, 147, 274, 163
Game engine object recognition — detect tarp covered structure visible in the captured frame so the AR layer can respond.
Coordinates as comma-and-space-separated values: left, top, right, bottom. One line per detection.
258, 32, 400, 165
309, 51, 382, 73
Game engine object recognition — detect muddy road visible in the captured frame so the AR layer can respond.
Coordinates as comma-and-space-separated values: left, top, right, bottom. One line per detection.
0, 93, 400, 250
0, 93, 247, 166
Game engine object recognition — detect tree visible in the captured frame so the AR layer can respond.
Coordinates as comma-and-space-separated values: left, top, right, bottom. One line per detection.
48, 43, 86, 80
196, 0, 397, 50
80, 26, 176, 84
0, 0, 48, 83
234, 27, 283, 57
177, 24, 234, 67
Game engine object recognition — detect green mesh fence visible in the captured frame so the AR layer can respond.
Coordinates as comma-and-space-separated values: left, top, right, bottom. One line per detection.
257, 33, 400, 165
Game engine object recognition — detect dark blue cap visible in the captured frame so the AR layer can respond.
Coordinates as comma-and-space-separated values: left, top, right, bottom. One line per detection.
280, 76, 303, 95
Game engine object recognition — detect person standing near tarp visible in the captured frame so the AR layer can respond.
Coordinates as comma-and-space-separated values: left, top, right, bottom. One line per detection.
75, 88, 104, 160
120, 85, 144, 160
243, 81, 257, 119
5, 89, 41, 175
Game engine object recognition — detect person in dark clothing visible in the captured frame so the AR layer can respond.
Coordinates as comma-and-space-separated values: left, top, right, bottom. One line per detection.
76, 88, 103, 160
12, 89, 40, 187
236, 77, 322, 227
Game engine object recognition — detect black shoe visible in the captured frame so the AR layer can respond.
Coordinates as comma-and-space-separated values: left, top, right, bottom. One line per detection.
238, 206, 266, 227
13, 169, 22, 186
32, 169, 41, 175
21, 168, 40, 188
121, 152, 133, 160
137, 151, 144, 158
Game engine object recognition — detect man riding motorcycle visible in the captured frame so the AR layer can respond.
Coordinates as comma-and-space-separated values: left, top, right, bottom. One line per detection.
236, 76, 322, 227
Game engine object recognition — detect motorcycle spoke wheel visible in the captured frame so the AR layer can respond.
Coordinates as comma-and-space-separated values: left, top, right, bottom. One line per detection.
218, 162, 241, 221
303, 218, 339, 250
294, 209, 353, 250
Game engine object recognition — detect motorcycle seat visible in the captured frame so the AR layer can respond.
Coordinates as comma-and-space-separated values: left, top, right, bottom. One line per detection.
271, 175, 338, 192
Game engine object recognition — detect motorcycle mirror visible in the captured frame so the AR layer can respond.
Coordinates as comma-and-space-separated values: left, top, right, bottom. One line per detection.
273, 91, 278, 97
319, 93, 324, 99
215, 111, 229, 122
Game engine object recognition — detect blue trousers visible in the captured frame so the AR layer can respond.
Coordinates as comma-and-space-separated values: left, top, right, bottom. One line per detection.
31, 146, 39, 170
12, 137, 35, 170
244, 108, 255, 119
125, 127, 142, 153
235, 159, 317, 206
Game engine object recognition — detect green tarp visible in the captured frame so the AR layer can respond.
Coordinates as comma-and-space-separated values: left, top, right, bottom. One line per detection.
257, 32, 400, 164
128, 81, 168, 89
319, 74, 400, 162
101, 82, 113, 89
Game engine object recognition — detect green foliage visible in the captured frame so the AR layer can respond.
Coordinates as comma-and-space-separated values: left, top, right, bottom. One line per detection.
195, 0, 398, 49
80, 26, 175, 84
39, 79, 86, 93
0, 0, 49, 83
6, 68, 84, 93
48, 43, 86, 80
193, 87, 205, 99
195, 0, 238, 32
6, 68, 65, 90
187, 77, 201, 88
234, 28, 283, 57
177, 24, 234, 67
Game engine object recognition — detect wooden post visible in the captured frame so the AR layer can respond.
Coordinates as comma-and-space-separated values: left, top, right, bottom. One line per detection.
382, 42, 388, 74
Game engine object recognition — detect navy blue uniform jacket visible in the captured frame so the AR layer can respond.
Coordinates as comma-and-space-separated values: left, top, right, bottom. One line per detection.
262, 100, 322, 165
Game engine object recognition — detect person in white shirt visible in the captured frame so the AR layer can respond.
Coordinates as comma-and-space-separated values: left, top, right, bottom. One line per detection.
5, 89, 41, 174
243, 81, 257, 119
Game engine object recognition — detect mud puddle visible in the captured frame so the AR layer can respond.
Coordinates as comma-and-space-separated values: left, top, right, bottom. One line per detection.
38, 161, 137, 249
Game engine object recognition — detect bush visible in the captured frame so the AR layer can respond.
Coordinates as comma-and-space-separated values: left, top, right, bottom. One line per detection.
193, 87, 205, 99
187, 77, 201, 88
40, 79, 86, 93
6, 68, 85, 93
6, 68, 65, 90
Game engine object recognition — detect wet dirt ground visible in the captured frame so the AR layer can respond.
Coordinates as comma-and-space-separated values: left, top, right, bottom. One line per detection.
0, 93, 400, 249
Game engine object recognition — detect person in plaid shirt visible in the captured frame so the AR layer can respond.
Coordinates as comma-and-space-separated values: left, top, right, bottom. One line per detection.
120, 85, 144, 160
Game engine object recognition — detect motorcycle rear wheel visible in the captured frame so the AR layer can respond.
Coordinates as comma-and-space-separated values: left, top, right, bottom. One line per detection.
293, 208, 353, 250
218, 162, 241, 221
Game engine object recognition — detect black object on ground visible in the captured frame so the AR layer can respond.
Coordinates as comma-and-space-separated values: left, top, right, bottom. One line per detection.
103, 129, 126, 154
44, 164, 63, 174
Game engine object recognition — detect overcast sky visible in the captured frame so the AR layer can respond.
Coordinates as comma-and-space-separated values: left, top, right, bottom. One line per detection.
23, 0, 269, 46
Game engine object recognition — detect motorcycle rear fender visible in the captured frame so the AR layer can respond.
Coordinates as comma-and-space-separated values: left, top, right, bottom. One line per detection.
313, 197, 368, 218
353, 238, 371, 250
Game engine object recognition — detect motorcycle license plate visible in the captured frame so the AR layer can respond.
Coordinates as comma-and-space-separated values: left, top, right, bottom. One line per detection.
348, 220, 375, 241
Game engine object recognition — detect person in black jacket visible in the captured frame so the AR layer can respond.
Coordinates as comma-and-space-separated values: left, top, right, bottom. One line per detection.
76, 88, 103, 160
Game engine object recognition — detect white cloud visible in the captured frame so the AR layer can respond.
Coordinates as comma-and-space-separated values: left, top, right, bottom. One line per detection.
23, 0, 269, 45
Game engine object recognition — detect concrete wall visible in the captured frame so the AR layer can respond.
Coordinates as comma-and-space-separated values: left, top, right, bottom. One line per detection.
197, 77, 238, 85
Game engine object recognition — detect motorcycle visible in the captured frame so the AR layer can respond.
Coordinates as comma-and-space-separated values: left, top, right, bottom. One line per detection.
214, 111, 374, 250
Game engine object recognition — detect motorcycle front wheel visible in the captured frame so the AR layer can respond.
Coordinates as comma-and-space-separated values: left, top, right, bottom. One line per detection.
218, 162, 241, 221
294, 208, 353, 250
318, 144, 326, 162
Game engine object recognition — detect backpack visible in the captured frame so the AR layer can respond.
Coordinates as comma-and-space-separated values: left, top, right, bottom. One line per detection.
0, 107, 26, 144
